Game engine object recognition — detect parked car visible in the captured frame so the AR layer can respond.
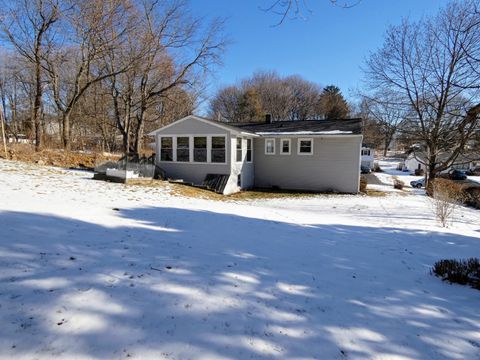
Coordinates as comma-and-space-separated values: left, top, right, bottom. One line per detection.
361, 165, 371, 174
466, 167, 480, 176
410, 178, 425, 188
448, 169, 467, 180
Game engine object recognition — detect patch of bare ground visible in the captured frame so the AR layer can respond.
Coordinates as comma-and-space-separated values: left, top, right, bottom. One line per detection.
0, 144, 120, 169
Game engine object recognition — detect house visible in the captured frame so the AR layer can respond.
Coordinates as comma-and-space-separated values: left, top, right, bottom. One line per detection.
361, 144, 375, 170
404, 150, 479, 174
148, 115, 363, 195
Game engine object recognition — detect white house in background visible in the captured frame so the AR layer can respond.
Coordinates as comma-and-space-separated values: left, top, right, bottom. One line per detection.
404, 151, 479, 173
148, 115, 363, 195
361, 144, 375, 170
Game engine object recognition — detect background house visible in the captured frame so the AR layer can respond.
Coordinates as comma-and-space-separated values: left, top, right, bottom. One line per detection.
361, 144, 375, 170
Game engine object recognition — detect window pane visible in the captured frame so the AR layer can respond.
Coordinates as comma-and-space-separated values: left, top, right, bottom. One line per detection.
299, 140, 312, 153
194, 137, 207, 162
236, 138, 242, 162
266, 139, 274, 154
212, 136, 225, 163
282, 140, 289, 153
160, 137, 173, 161
177, 137, 190, 162
246, 139, 252, 162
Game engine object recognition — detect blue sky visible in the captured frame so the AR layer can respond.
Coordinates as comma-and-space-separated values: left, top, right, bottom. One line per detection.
190, 0, 449, 105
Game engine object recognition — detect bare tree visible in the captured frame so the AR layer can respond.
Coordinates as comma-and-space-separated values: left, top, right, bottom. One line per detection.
107, 0, 225, 154
44, 0, 137, 150
360, 92, 409, 156
1, 0, 60, 151
364, 0, 480, 186
262, 0, 362, 25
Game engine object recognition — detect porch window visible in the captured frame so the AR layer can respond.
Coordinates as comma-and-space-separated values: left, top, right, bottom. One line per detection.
194, 137, 207, 162
280, 139, 291, 155
176, 137, 190, 162
265, 138, 275, 155
236, 138, 242, 162
160, 137, 173, 161
246, 139, 252, 162
298, 138, 313, 155
211, 136, 226, 163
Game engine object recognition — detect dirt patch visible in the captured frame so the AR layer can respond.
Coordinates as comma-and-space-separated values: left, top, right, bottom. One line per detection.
1, 144, 121, 169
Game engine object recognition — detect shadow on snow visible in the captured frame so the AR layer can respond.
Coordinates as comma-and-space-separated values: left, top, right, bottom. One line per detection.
0, 207, 479, 359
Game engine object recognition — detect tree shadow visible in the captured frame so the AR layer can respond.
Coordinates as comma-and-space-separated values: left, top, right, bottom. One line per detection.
1, 207, 479, 359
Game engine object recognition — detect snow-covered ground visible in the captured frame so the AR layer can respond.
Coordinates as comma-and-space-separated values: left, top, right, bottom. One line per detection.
0, 159, 479, 360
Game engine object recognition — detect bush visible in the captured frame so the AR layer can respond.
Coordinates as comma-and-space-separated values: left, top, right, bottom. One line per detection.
393, 179, 404, 189
414, 168, 424, 176
430, 179, 463, 227
464, 186, 480, 209
432, 258, 480, 290
359, 175, 367, 193
373, 162, 383, 172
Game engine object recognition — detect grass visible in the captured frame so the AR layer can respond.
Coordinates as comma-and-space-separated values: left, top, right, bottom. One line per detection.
127, 179, 377, 201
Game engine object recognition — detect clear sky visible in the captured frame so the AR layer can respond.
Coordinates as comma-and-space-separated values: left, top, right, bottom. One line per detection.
190, 0, 450, 106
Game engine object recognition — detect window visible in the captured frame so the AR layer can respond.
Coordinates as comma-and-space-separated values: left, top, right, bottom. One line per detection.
361, 149, 370, 156
211, 136, 226, 163
280, 139, 291, 155
176, 136, 190, 162
298, 138, 313, 155
194, 137, 207, 162
236, 138, 242, 162
246, 139, 252, 162
160, 137, 173, 161
265, 138, 275, 155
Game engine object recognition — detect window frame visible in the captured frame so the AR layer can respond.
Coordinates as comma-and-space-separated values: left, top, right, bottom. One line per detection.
211, 135, 227, 164
236, 137, 243, 162
246, 138, 253, 163
159, 136, 173, 162
280, 138, 291, 155
158, 134, 227, 164
297, 138, 313, 155
265, 138, 275, 155
193, 136, 207, 163
176, 136, 190, 162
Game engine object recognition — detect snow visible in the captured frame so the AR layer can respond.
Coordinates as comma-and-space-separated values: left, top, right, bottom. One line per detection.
0, 159, 480, 360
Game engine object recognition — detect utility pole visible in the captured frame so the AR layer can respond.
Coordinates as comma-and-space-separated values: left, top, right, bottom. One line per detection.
0, 103, 8, 160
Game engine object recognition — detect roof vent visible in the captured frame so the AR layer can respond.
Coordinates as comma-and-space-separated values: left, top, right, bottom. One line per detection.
265, 114, 272, 124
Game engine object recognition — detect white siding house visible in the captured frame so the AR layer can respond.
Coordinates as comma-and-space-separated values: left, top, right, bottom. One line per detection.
149, 115, 363, 194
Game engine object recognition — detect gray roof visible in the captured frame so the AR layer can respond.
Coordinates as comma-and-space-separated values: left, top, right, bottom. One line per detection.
226, 118, 362, 135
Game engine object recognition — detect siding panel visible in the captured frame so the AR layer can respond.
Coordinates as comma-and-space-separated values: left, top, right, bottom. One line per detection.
253, 136, 362, 193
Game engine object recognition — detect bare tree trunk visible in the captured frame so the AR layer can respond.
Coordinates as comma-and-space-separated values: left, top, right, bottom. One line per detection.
62, 112, 70, 150
33, 59, 42, 151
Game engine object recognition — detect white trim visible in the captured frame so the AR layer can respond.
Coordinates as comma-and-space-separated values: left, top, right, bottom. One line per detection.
280, 138, 291, 155
193, 135, 208, 163
235, 137, 243, 163
210, 135, 228, 164
148, 115, 258, 137
157, 134, 227, 165
297, 138, 313, 155
264, 138, 275, 155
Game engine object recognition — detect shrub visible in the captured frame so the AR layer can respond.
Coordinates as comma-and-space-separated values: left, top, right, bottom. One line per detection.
464, 186, 480, 209
430, 178, 466, 227
359, 175, 367, 193
414, 168, 424, 176
393, 179, 404, 190
373, 162, 383, 172
432, 258, 480, 290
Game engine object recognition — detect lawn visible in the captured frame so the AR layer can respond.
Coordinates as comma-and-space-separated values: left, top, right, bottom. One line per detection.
0, 159, 479, 360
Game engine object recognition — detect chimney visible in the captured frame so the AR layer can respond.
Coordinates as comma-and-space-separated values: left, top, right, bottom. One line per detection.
265, 114, 272, 124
